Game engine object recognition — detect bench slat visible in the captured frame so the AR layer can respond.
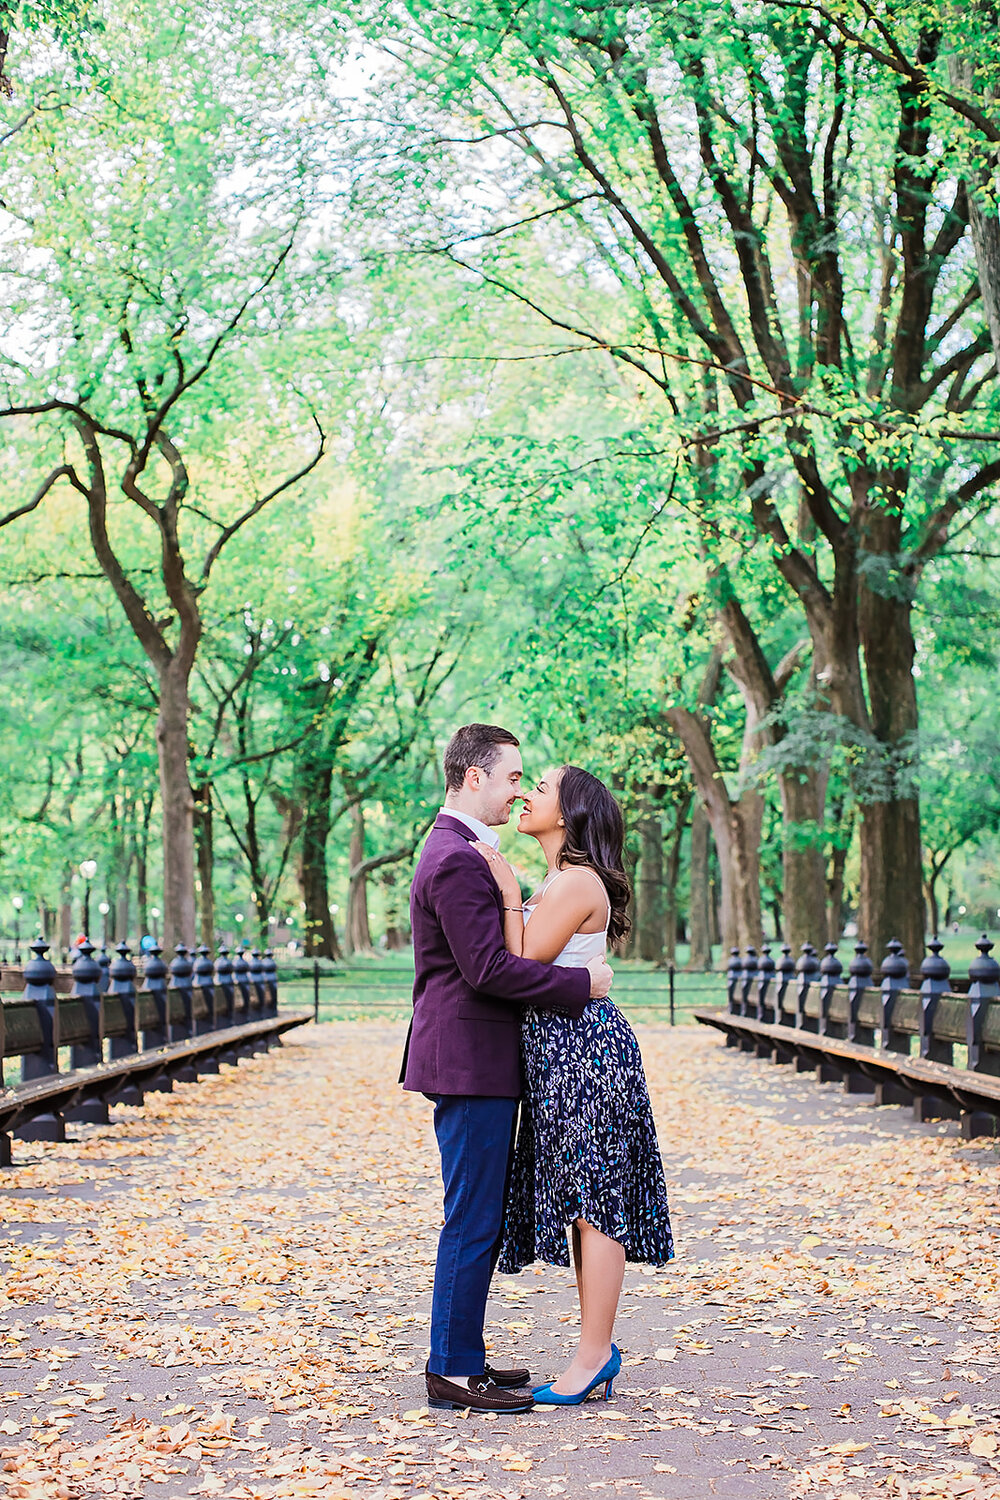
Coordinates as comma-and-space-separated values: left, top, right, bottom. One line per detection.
694, 1007, 1000, 1106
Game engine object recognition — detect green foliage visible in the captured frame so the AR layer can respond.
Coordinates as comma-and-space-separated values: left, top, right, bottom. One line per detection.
0, 0, 999, 952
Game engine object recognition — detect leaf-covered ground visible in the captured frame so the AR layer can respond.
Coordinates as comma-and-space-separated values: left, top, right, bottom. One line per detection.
1, 1021, 998, 1500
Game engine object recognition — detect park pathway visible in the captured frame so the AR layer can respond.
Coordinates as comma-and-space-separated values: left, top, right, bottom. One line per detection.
1, 1022, 999, 1500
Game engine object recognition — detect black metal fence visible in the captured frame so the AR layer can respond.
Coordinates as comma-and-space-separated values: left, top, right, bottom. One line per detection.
278, 958, 720, 1025
1, 937, 282, 1090
720, 934, 999, 1067
1, 936, 312, 1166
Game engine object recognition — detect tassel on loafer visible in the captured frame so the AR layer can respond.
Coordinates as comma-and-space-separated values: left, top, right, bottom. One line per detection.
531, 1344, 622, 1406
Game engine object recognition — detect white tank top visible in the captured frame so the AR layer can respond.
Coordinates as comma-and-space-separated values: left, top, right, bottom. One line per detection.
522, 867, 610, 968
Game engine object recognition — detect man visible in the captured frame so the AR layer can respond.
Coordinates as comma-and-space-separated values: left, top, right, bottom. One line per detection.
400, 723, 613, 1414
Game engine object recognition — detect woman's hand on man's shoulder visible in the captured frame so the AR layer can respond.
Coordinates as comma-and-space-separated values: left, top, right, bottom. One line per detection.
470, 840, 521, 903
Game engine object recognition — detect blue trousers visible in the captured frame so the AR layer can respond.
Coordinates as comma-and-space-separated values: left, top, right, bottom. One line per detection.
428, 1094, 518, 1377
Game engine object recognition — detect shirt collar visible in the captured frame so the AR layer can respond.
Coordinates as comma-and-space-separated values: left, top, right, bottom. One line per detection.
439, 807, 501, 849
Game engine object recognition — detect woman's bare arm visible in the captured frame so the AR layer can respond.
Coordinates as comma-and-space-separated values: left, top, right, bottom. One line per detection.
470, 841, 525, 955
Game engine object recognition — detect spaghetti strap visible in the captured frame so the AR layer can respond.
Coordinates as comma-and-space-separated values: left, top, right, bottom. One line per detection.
546, 865, 611, 929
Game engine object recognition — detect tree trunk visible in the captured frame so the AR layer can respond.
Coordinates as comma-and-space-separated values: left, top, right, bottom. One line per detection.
826, 840, 849, 945
193, 780, 215, 948
156, 662, 197, 951
59, 895, 71, 957
949, 52, 1000, 366
703, 790, 763, 954
115, 800, 132, 946
924, 851, 952, 942
382, 870, 407, 950
252, 889, 270, 949
296, 756, 340, 959
136, 795, 152, 940
620, 840, 639, 957
346, 805, 373, 955
237, 777, 271, 947
666, 707, 764, 954
687, 803, 713, 969
662, 795, 690, 966
637, 812, 664, 964
924, 876, 940, 942
778, 770, 828, 953
858, 563, 924, 967
733, 800, 763, 952
969, 189, 1000, 368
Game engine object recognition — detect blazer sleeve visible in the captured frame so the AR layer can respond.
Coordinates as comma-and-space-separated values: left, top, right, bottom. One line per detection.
428, 848, 590, 1017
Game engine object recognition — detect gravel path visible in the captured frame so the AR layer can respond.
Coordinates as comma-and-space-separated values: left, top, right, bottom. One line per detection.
1, 1020, 998, 1500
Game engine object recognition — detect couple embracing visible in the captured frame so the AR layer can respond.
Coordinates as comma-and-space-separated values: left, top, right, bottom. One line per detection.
400, 723, 673, 1413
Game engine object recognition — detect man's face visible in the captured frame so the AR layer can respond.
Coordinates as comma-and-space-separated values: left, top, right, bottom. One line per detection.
475, 744, 523, 826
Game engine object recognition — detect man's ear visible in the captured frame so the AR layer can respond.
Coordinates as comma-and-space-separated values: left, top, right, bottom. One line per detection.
465, 765, 482, 791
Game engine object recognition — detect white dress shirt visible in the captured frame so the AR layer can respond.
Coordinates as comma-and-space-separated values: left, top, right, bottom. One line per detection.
438, 807, 501, 850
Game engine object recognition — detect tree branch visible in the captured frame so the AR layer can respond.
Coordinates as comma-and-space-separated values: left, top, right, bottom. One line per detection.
200, 413, 327, 583
915, 458, 1000, 563
0, 463, 76, 528
349, 815, 436, 881
766, 0, 1000, 142
73, 417, 172, 674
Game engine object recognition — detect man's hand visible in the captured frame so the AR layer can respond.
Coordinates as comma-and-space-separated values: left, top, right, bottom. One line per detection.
587, 955, 613, 998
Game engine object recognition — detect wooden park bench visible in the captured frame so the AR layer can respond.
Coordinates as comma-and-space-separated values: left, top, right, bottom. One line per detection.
693, 934, 1000, 1139
1, 938, 312, 1167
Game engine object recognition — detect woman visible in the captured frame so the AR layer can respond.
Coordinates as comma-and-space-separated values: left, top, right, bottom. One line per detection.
473, 765, 673, 1405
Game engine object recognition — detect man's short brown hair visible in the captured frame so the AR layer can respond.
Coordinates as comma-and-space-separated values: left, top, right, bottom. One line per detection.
443, 723, 520, 792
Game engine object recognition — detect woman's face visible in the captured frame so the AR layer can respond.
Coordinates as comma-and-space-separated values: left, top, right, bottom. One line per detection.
517, 767, 563, 837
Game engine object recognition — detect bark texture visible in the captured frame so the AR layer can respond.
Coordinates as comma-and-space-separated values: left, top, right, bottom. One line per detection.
687, 802, 713, 969
780, 772, 828, 954
667, 703, 763, 952
662, 794, 691, 966
637, 812, 665, 963
949, 52, 1000, 367
296, 759, 340, 959
156, 664, 198, 950
193, 781, 214, 949
858, 522, 923, 965
346, 805, 373, 955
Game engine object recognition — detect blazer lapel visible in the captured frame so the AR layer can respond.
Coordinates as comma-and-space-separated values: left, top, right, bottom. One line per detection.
433, 813, 502, 911
434, 811, 476, 841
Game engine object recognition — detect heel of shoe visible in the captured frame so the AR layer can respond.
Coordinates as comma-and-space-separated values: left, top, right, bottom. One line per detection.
604, 1378, 615, 1399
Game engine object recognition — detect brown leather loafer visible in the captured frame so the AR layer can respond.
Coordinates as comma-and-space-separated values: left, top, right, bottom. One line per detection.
426, 1370, 534, 1412
484, 1361, 530, 1388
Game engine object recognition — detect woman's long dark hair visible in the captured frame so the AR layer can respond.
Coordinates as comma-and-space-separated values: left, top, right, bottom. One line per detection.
555, 765, 631, 945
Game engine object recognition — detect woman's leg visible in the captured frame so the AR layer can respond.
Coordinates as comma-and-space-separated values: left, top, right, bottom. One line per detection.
570, 1221, 585, 1321
551, 1218, 625, 1394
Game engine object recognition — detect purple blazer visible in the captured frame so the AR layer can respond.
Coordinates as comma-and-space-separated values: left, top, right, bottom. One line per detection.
399, 813, 590, 1097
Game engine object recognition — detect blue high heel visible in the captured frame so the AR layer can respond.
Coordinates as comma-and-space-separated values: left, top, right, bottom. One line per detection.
531, 1345, 622, 1405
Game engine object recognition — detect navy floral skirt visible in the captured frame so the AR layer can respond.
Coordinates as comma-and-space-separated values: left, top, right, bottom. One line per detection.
498, 997, 674, 1272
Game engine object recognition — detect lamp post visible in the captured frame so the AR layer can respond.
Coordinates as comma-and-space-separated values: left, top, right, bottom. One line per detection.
98, 900, 111, 949
12, 895, 24, 963
80, 860, 97, 940
150, 906, 161, 944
